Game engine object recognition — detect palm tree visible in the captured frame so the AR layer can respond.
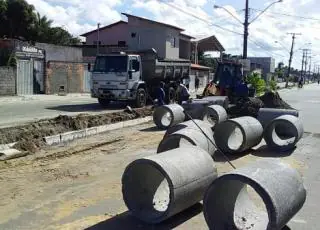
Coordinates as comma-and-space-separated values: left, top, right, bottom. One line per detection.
35, 12, 53, 42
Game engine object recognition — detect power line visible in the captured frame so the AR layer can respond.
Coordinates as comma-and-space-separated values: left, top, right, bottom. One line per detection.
251, 8, 320, 21
248, 38, 286, 58
157, 0, 243, 35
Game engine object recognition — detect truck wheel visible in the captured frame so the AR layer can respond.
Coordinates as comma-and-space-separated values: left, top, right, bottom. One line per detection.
166, 87, 176, 104
135, 88, 147, 108
98, 98, 110, 107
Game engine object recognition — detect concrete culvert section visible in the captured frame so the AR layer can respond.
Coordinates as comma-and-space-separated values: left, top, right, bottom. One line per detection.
203, 159, 306, 230
122, 146, 218, 224
257, 108, 299, 127
214, 116, 263, 153
182, 99, 210, 120
163, 119, 213, 139
153, 104, 185, 130
264, 115, 304, 152
158, 126, 216, 155
202, 96, 229, 109
203, 105, 227, 128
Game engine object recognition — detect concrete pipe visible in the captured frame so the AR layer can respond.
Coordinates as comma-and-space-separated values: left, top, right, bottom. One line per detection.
153, 104, 185, 130
203, 159, 306, 230
202, 96, 229, 109
264, 115, 304, 152
182, 99, 210, 120
163, 119, 213, 139
203, 105, 228, 128
158, 126, 216, 156
214, 116, 263, 153
257, 108, 299, 127
122, 146, 218, 224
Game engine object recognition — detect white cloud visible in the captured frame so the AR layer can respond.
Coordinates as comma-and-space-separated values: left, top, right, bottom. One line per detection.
25, 0, 320, 69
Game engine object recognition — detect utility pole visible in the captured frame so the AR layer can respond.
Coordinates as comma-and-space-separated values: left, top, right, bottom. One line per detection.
286, 33, 301, 88
303, 49, 311, 83
243, 0, 249, 59
97, 23, 100, 55
308, 55, 312, 83
301, 49, 306, 79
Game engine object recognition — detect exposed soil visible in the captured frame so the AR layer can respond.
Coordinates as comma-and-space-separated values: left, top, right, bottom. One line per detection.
228, 91, 294, 118
0, 107, 152, 153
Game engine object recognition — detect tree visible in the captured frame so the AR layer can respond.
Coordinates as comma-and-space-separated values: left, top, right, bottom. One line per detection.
247, 72, 266, 96
0, 0, 80, 45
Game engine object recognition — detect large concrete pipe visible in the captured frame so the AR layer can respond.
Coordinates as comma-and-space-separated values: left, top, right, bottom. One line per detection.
264, 115, 304, 152
158, 126, 216, 155
153, 104, 185, 130
202, 96, 229, 109
203, 159, 306, 230
182, 99, 210, 120
122, 146, 218, 224
203, 105, 228, 128
214, 116, 263, 153
257, 108, 299, 127
164, 119, 213, 139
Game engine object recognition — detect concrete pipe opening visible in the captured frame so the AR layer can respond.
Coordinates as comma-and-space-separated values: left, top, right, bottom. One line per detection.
122, 160, 171, 222
264, 115, 303, 151
203, 105, 227, 127
158, 128, 216, 155
214, 117, 263, 153
204, 159, 306, 230
204, 177, 269, 230
164, 120, 213, 139
153, 104, 185, 130
123, 147, 218, 224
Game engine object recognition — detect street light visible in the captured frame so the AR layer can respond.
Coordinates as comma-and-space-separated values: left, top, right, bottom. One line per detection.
214, 0, 283, 59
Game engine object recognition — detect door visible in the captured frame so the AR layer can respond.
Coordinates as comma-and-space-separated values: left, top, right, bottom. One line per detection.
33, 60, 44, 94
17, 59, 33, 95
83, 69, 91, 93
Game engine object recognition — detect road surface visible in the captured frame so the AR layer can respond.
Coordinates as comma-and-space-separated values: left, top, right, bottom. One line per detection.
280, 83, 320, 133
0, 94, 124, 128
0, 84, 320, 230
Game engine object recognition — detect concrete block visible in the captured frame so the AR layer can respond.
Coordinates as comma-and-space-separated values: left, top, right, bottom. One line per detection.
0, 142, 17, 151
0, 148, 27, 161
43, 135, 61, 145
60, 130, 86, 142
85, 127, 98, 137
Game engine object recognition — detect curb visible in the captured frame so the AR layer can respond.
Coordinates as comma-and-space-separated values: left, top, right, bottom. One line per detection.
44, 116, 153, 146
0, 148, 28, 161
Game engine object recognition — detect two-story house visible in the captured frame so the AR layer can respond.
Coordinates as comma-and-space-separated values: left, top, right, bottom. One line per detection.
81, 13, 194, 60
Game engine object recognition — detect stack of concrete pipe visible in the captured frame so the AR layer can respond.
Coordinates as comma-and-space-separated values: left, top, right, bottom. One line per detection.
122, 103, 306, 227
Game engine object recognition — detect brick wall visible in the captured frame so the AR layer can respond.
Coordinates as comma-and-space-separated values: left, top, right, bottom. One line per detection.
0, 67, 16, 95
46, 61, 85, 94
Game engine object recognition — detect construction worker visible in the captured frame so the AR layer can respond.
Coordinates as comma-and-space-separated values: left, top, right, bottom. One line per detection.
177, 80, 190, 104
155, 81, 166, 106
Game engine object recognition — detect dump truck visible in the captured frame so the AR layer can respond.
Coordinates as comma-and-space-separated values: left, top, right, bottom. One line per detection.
90, 49, 191, 107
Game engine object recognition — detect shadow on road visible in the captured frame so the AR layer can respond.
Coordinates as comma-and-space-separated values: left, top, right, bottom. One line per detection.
46, 103, 127, 112
85, 203, 203, 230
140, 126, 164, 132
251, 145, 295, 158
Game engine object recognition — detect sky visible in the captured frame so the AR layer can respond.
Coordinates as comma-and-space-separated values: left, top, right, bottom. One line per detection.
25, 0, 320, 69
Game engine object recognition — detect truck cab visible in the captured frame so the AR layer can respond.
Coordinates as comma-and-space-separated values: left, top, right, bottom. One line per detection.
91, 53, 147, 107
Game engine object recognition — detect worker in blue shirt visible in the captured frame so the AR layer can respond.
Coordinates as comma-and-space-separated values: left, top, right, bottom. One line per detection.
156, 81, 166, 106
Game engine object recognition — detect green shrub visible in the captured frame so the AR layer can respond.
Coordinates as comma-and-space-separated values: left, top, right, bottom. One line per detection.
247, 73, 266, 96
269, 80, 277, 91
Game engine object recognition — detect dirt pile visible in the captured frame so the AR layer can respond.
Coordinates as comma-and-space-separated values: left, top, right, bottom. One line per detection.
228, 91, 294, 118
259, 91, 294, 109
0, 107, 153, 153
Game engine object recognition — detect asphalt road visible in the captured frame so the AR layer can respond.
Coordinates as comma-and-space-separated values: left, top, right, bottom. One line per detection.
0, 94, 125, 128
280, 83, 320, 133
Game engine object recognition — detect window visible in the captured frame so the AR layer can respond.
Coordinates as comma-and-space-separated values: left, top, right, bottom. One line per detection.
169, 37, 176, 48
118, 41, 126, 47
93, 41, 101, 45
93, 56, 128, 73
130, 57, 140, 72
